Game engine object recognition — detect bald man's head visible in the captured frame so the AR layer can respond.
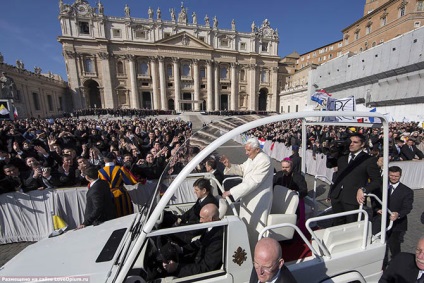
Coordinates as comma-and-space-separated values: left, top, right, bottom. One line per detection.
253, 238, 284, 282
199, 203, 219, 223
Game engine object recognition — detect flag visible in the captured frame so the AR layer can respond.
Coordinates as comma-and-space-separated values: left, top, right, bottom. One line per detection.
258, 137, 266, 149
324, 96, 356, 122
0, 104, 10, 115
13, 107, 18, 120
49, 212, 68, 237
270, 142, 275, 151
311, 89, 331, 105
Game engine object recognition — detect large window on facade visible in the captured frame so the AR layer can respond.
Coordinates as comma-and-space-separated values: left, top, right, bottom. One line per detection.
79, 22, 90, 34
262, 42, 268, 52
418, 0, 424, 11
240, 69, 246, 81
260, 69, 268, 83
32, 92, 40, 110
47, 95, 53, 111
381, 16, 387, 27
200, 67, 206, 79
182, 63, 191, 77
84, 58, 94, 73
220, 38, 229, 48
139, 61, 149, 76
399, 6, 406, 17
117, 61, 125, 75
220, 66, 228, 79
355, 31, 360, 40
112, 29, 122, 38
135, 30, 146, 39
167, 65, 173, 77
366, 25, 372, 35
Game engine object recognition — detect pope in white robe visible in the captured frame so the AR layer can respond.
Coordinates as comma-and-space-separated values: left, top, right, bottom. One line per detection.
221, 138, 273, 251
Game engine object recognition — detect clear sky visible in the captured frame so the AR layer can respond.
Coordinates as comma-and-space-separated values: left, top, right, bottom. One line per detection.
0, 0, 365, 81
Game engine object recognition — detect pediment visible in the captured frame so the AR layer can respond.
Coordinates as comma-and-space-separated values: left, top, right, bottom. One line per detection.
156, 32, 213, 50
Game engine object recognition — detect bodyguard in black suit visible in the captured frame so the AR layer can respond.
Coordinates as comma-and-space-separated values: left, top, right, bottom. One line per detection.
373, 166, 413, 261
77, 167, 116, 229
328, 133, 382, 224
379, 237, 424, 283
250, 237, 297, 283
401, 139, 424, 160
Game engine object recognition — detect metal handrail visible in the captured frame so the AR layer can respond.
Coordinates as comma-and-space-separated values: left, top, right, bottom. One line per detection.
305, 209, 370, 258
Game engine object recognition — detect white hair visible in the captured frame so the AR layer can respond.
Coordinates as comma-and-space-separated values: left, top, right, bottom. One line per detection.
245, 138, 260, 149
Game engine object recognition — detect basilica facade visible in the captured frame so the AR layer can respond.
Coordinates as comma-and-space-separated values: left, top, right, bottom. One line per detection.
58, 1, 281, 112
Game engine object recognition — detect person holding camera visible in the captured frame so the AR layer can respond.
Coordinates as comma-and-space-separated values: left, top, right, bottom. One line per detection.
24, 163, 60, 191
327, 133, 382, 225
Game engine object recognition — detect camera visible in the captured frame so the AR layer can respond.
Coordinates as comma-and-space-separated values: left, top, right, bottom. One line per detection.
42, 167, 51, 172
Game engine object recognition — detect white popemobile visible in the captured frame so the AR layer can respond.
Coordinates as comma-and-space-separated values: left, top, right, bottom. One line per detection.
0, 111, 392, 283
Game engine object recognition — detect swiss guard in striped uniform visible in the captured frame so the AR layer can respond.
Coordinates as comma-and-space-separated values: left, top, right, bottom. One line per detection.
99, 152, 137, 217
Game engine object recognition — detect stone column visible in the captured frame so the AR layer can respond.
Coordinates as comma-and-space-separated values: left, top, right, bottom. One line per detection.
248, 64, 257, 111
193, 59, 200, 111
64, 51, 83, 109
172, 58, 181, 112
270, 66, 279, 112
158, 56, 168, 110
214, 62, 220, 111
206, 60, 213, 111
128, 55, 140, 108
150, 56, 160, 110
98, 52, 115, 108
230, 62, 238, 111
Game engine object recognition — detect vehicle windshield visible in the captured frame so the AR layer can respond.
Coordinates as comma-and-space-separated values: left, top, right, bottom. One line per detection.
143, 115, 263, 222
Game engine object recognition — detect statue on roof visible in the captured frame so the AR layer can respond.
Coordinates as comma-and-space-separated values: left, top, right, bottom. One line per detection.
157, 7, 161, 20
170, 8, 176, 21
178, 2, 187, 24
231, 19, 236, 31
124, 4, 130, 17
97, 1, 104, 15
148, 7, 154, 19
204, 14, 210, 27
0, 52, 3, 64
192, 12, 197, 24
251, 21, 256, 33
213, 16, 218, 28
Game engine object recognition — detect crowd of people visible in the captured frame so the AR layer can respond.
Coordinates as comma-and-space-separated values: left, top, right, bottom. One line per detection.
247, 119, 424, 161
0, 116, 193, 194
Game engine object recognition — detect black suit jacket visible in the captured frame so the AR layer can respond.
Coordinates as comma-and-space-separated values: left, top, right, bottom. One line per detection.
249, 265, 298, 283
378, 252, 420, 283
180, 193, 218, 225
388, 182, 413, 231
273, 171, 308, 198
213, 169, 224, 185
400, 144, 424, 160
390, 144, 403, 161
329, 152, 381, 205
176, 226, 223, 278
83, 179, 116, 226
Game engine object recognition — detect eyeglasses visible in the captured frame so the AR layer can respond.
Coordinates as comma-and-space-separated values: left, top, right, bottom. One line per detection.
416, 248, 424, 256
253, 258, 281, 273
